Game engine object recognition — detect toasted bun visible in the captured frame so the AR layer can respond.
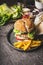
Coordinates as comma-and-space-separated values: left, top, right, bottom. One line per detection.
14, 19, 26, 32
14, 18, 34, 32
22, 18, 34, 31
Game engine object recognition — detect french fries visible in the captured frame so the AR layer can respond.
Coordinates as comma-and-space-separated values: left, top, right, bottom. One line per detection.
13, 40, 42, 51
31, 40, 41, 48
22, 40, 31, 51
13, 41, 23, 48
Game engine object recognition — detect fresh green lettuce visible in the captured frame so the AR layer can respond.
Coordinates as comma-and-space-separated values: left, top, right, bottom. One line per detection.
0, 4, 23, 26
28, 31, 35, 39
0, 3, 12, 26
13, 29, 21, 35
11, 5, 22, 19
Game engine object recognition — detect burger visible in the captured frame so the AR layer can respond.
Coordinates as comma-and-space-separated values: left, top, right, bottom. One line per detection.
13, 18, 35, 41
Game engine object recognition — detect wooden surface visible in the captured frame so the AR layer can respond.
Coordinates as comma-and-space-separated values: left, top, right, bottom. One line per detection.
0, 23, 43, 65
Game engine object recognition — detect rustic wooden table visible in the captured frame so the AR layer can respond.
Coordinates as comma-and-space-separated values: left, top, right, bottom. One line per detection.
0, 23, 43, 65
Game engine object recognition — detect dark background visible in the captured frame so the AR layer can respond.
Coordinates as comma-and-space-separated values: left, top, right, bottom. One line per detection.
0, 0, 35, 6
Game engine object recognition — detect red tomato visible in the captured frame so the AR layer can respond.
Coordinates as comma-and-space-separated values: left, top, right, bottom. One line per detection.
16, 37, 24, 40
22, 14, 29, 18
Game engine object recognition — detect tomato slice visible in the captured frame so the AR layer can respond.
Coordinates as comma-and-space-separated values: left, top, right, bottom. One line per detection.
16, 36, 31, 41
22, 14, 29, 18
16, 37, 24, 40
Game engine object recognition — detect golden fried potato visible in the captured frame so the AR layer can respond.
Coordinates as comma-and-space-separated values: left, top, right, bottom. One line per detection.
13, 41, 23, 48
22, 40, 31, 51
13, 40, 42, 51
31, 40, 41, 48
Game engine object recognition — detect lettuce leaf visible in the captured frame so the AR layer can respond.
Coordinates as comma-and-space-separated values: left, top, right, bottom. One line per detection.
28, 31, 35, 39
13, 29, 21, 34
